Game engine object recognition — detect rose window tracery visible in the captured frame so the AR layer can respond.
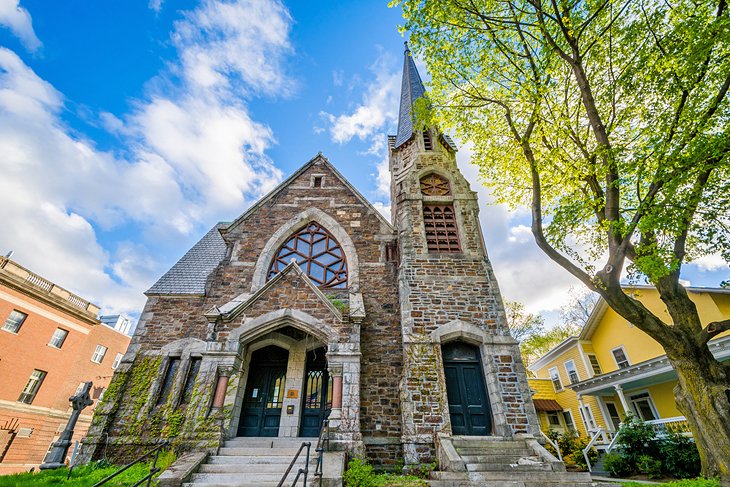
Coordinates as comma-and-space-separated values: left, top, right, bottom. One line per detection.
268, 222, 348, 288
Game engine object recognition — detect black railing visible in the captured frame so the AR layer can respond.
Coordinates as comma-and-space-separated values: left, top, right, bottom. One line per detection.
92, 441, 168, 487
278, 441, 311, 487
314, 419, 330, 487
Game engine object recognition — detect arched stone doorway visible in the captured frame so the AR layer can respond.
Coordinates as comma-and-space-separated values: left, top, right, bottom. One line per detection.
442, 341, 492, 435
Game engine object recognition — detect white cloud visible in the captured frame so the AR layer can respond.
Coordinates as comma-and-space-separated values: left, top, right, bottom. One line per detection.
692, 254, 728, 272
0, 0, 294, 316
321, 51, 400, 144
507, 225, 532, 244
0, 0, 41, 51
149, 0, 164, 12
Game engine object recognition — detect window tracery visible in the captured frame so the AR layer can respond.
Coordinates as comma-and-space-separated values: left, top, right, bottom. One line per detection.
268, 222, 348, 288
420, 173, 451, 196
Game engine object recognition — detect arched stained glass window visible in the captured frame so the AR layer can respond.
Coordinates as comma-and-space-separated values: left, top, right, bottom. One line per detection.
268, 222, 348, 288
420, 173, 451, 196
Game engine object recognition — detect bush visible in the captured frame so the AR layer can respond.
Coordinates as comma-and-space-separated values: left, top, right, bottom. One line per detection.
544, 430, 596, 471
659, 434, 702, 479
344, 458, 427, 487
603, 451, 633, 477
636, 454, 662, 478
615, 415, 658, 464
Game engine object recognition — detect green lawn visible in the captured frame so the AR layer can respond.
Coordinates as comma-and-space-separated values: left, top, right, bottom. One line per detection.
622, 479, 720, 487
0, 452, 175, 487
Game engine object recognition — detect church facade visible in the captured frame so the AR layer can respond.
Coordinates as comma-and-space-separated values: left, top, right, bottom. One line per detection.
79, 47, 539, 468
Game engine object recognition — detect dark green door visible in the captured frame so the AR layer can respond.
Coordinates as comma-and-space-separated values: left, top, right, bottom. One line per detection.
443, 342, 492, 436
238, 346, 288, 437
299, 348, 331, 437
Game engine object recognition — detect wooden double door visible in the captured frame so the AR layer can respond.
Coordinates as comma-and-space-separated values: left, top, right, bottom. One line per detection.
442, 342, 492, 436
238, 345, 331, 437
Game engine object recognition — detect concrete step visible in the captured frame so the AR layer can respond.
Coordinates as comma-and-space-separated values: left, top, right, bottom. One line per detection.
189, 471, 316, 484
461, 454, 540, 463
468, 470, 592, 482
184, 483, 281, 487
223, 437, 317, 448
466, 462, 553, 472
198, 462, 318, 474
217, 446, 304, 456
451, 439, 529, 448
207, 455, 318, 465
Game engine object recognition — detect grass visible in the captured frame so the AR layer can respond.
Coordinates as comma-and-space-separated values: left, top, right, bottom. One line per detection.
0, 451, 175, 487
621, 479, 720, 487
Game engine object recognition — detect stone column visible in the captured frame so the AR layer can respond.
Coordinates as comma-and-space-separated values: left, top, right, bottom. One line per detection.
328, 364, 344, 428
279, 341, 307, 437
212, 370, 231, 409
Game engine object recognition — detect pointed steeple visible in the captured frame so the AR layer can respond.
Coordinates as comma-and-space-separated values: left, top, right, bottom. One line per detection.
394, 42, 427, 149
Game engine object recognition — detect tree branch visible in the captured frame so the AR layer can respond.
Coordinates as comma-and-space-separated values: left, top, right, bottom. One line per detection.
699, 319, 730, 345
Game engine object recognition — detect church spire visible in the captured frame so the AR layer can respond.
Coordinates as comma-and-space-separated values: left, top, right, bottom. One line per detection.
394, 42, 427, 149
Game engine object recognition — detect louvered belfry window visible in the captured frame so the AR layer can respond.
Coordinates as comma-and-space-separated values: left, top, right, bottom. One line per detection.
268, 222, 348, 288
421, 174, 460, 253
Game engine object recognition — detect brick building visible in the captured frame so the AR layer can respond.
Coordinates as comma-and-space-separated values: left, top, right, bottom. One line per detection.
0, 256, 131, 474
80, 46, 540, 470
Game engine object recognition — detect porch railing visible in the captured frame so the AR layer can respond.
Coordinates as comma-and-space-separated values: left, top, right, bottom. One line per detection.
645, 416, 691, 436
314, 419, 330, 487
92, 441, 168, 487
539, 430, 562, 461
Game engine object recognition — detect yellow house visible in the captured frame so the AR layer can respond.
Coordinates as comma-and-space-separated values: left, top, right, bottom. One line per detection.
528, 286, 730, 443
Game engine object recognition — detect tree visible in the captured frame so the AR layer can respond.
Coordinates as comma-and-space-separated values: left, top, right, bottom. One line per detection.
505, 300, 545, 341
395, 0, 730, 481
560, 287, 599, 328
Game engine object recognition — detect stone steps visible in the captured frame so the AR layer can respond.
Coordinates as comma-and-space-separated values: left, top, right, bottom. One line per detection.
429, 438, 598, 487
185, 437, 319, 486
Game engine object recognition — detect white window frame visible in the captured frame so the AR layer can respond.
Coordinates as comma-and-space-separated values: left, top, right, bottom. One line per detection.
18, 370, 46, 404
91, 345, 108, 364
546, 411, 562, 427
562, 409, 576, 433
628, 390, 660, 421
2, 310, 27, 334
564, 359, 580, 384
611, 346, 631, 369
587, 353, 602, 376
604, 400, 622, 430
48, 328, 69, 349
112, 352, 123, 370
548, 367, 563, 392
579, 404, 598, 432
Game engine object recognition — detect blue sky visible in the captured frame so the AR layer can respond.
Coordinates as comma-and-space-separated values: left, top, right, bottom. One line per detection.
0, 0, 727, 326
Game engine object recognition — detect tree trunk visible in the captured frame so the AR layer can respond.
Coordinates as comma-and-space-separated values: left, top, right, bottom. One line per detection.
667, 343, 730, 485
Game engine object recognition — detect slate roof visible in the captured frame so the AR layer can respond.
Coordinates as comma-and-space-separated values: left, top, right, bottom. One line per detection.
146, 223, 228, 295
395, 43, 427, 149
393, 44, 457, 152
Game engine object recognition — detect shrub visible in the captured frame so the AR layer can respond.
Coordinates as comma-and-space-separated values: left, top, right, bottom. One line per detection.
545, 430, 596, 471
636, 454, 662, 478
659, 434, 702, 479
344, 458, 428, 487
615, 415, 658, 465
603, 451, 633, 477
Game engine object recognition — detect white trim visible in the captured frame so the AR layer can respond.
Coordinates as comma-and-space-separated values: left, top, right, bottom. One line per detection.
564, 359, 580, 384
603, 400, 622, 430
611, 345, 631, 369
0, 290, 91, 335
528, 337, 580, 372
577, 341, 592, 379
627, 389, 660, 421
562, 409, 577, 433
586, 353, 602, 377
548, 366, 563, 392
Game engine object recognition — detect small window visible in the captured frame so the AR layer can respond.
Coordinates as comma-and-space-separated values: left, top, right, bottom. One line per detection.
587, 354, 602, 376
579, 404, 597, 431
629, 392, 658, 421
2, 310, 27, 333
180, 358, 202, 406
18, 370, 46, 404
112, 352, 123, 370
91, 345, 108, 364
313, 176, 323, 188
564, 360, 580, 384
48, 328, 69, 349
423, 131, 433, 150
157, 357, 180, 406
547, 411, 561, 426
612, 347, 630, 369
548, 367, 563, 392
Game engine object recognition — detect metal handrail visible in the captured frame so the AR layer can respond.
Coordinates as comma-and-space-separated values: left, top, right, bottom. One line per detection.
314, 419, 330, 487
93, 441, 168, 487
539, 430, 562, 461
277, 441, 311, 487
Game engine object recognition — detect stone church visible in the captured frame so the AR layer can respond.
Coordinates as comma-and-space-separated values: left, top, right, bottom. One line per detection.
79, 46, 545, 473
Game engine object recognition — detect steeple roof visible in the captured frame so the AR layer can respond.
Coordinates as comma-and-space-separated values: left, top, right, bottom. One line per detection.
393, 43, 457, 152
394, 43, 427, 149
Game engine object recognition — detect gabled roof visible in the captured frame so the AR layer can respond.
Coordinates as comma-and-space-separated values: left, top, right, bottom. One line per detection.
221, 153, 393, 238
146, 223, 228, 296
205, 261, 343, 322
